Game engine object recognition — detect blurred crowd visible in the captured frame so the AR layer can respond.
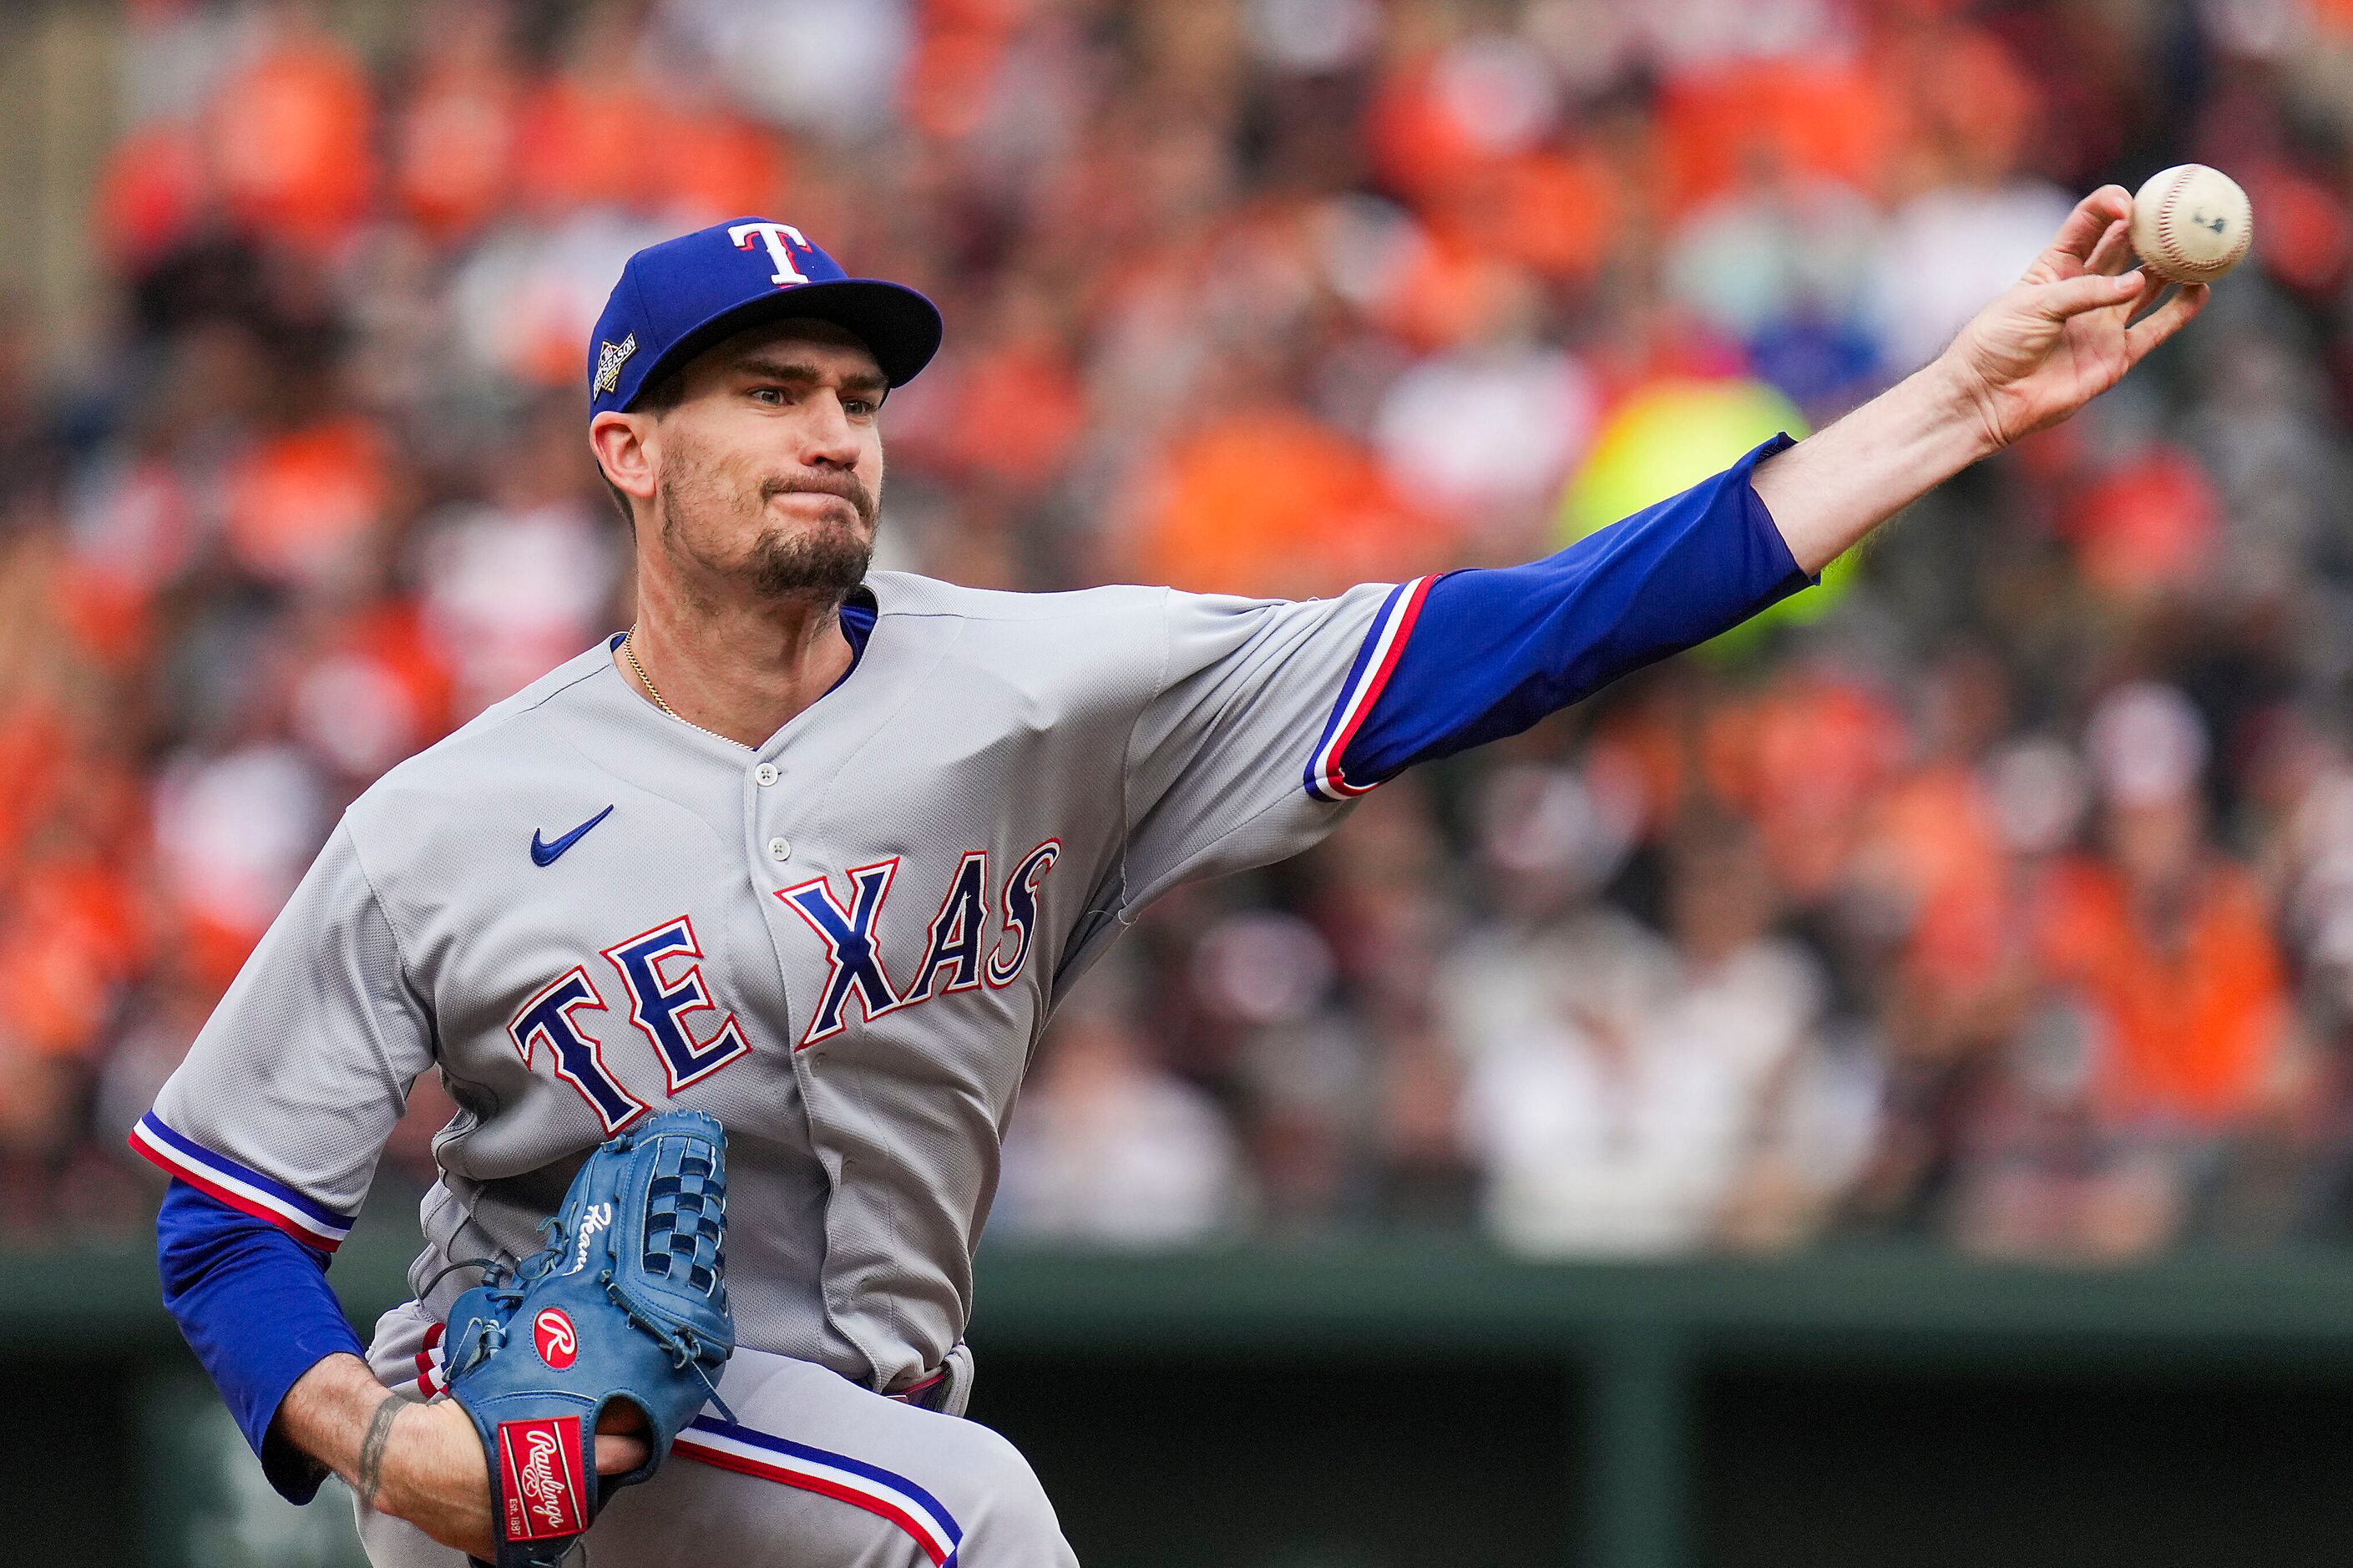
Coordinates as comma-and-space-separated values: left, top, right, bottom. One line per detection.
11, 0, 2353, 1263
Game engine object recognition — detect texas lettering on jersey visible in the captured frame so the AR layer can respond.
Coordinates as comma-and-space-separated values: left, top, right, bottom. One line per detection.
145, 573, 1402, 1397
781, 839, 1060, 1048
508, 838, 1061, 1125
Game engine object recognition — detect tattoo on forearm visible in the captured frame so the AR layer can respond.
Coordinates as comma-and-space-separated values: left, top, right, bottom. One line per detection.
356, 1394, 402, 1510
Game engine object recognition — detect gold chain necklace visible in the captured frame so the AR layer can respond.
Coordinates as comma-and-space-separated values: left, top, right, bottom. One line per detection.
621, 628, 748, 748
620, 626, 682, 721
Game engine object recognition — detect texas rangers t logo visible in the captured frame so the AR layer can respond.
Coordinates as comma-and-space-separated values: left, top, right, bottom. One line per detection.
729, 221, 812, 287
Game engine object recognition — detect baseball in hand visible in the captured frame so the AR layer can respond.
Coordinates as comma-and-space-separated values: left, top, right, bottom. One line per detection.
2128, 164, 2252, 285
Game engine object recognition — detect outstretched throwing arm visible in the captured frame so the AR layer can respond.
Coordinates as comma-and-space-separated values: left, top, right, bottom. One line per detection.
1300, 187, 2213, 800
1755, 185, 2209, 573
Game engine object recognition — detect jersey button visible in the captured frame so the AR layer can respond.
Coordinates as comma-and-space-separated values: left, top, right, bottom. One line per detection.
767, 837, 792, 862
755, 764, 780, 787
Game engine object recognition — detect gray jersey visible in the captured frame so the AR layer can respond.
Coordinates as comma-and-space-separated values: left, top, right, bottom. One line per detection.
143, 571, 1394, 1393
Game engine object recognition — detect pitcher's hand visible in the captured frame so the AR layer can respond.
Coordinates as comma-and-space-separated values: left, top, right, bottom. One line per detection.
356, 1389, 648, 1560
1942, 185, 2209, 449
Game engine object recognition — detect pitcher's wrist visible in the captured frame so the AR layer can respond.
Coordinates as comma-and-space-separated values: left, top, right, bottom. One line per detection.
1924, 347, 2009, 463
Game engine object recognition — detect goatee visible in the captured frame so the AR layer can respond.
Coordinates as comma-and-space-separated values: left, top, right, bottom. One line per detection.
741, 521, 873, 600
744, 473, 878, 599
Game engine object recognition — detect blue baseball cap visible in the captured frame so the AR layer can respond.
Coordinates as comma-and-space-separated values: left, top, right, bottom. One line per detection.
587, 218, 943, 416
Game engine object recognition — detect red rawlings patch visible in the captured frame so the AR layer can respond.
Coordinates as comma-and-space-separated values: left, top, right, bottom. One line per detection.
497, 1416, 588, 1541
534, 1308, 578, 1370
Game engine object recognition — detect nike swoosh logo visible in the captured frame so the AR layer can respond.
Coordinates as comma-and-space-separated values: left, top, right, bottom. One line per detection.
530, 806, 615, 867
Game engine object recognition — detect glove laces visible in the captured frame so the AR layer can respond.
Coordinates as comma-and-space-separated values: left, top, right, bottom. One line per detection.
600, 1266, 736, 1424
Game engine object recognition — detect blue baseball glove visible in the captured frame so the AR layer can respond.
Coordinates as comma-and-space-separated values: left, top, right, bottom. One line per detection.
439, 1110, 736, 1568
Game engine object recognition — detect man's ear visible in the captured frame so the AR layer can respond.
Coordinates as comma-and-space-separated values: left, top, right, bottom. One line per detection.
590, 411, 658, 504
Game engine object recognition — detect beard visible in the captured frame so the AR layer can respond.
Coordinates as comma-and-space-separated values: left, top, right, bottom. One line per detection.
735, 487, 875, 599
656, 438, 880, 604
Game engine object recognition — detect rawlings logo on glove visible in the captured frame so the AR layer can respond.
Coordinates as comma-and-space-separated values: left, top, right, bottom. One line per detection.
438, 1110, 735, 1568
498, 1419, 587, 1540
533, 1310, 577, 1369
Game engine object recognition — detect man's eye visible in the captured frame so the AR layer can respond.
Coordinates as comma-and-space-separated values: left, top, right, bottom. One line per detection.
751, 387, 785, 405
845, 399, 878, 417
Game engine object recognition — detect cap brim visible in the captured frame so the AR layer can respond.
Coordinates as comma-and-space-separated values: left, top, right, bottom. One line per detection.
625, 278, 944, 405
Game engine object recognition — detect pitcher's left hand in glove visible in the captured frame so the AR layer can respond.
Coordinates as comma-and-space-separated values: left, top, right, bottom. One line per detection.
440, 1109, 736, 1567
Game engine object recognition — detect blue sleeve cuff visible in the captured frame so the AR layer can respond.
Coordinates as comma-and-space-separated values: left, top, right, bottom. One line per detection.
156, 1179, 367, 1504
1326, 435, 1810, 789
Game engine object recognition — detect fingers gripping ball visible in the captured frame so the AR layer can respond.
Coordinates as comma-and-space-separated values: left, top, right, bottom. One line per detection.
2129, 164, 2253, 285
441, 1110, 736, 1567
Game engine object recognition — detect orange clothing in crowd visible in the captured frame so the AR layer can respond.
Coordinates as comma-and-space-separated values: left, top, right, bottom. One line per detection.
663, 115, 792, 227
2064, 446, 2219, 603
0, 854, 148, 1059
903, 9, 1015, 142
0, 701, 76, 873
1856, 763, 2012, 1000
1368, 230, 1533, 352
223, 418, 389, 587
96, 123, 209, 266
895, 336, 1085, 488
1431, 149, 1619, 284
1132, 409, 1445, 598
1705, 672, 1905, 901
207, 35, 376, 250
513, 76, 671, 219
2035, 857, 2290, 1128
394, 59, 521, 241
1654, 57, 1901, 214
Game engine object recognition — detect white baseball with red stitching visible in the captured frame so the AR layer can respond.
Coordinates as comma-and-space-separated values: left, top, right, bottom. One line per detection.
2128, 164, 2253, 285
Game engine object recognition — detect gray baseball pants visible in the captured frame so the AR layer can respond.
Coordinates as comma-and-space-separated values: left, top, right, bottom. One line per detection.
354, 1302, 1079, 1566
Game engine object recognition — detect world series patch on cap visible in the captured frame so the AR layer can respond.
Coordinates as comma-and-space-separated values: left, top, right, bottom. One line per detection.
586, 219, 944, 416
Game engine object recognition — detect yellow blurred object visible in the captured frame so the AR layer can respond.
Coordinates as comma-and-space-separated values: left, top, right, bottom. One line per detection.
1559, 377, 1852, 655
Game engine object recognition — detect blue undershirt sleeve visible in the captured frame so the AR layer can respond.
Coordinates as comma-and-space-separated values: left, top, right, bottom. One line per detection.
1326, 435, 1814, 790
156, 1178, 367, 1504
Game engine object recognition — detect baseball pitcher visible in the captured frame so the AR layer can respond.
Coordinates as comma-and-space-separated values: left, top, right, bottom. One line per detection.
139, 190, 2202, 1564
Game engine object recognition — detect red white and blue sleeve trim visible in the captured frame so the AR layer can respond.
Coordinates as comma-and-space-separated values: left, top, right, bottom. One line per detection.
129, 1112, 356, 1252
676, 1414, 966, 1565
1302, 436, 1810, 799
1303, 574, 1435, 802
